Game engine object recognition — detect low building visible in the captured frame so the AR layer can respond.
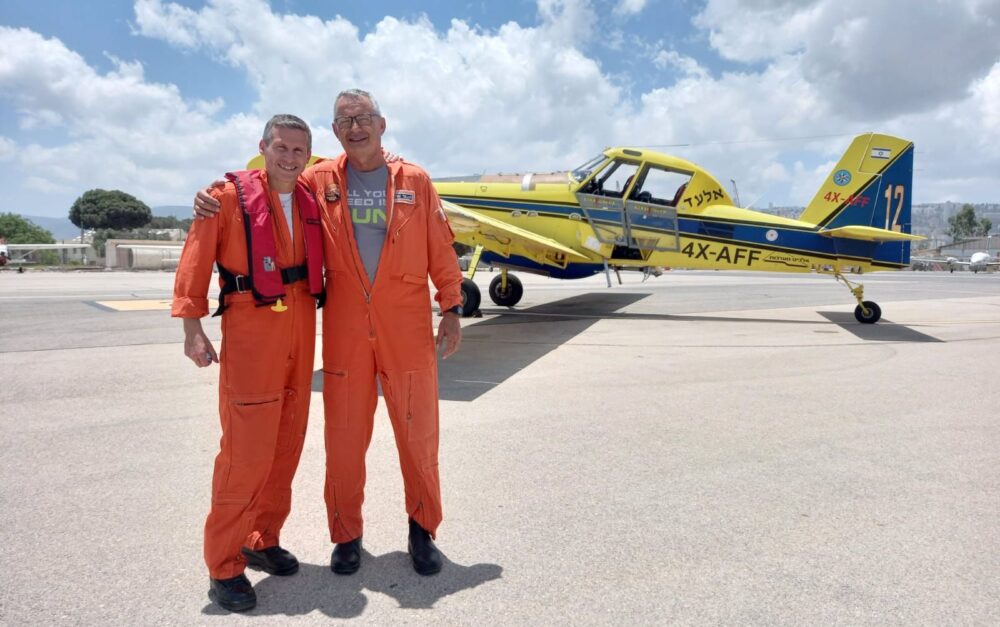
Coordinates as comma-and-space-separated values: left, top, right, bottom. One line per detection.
105, 239, 184, 270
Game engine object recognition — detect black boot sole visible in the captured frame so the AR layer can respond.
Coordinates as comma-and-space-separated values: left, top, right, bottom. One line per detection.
408, 549, 442, 575
331, 560, 360, 575
240, 548, 300, 576
208, 588, 256, 612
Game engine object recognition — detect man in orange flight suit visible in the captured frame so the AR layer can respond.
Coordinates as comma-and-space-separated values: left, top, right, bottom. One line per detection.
306, 89, 463, 577
173, 114, 324, 612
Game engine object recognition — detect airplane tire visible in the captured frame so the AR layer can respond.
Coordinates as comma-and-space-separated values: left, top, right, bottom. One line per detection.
489, 274, 523, 307
460, 278, 481, 316
854, 301, 881, 324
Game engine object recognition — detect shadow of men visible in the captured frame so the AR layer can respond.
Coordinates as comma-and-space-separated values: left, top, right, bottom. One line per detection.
201, 548, 502, 617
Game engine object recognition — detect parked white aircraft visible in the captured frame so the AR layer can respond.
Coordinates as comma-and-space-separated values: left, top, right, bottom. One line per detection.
955, 251, 1000, 273
914, 251, 1000, 273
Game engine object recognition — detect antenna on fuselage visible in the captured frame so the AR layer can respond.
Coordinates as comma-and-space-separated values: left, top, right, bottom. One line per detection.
730, 179, 742, 207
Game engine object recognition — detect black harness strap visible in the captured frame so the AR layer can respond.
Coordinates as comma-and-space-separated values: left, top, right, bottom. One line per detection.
212, 262, 314, 317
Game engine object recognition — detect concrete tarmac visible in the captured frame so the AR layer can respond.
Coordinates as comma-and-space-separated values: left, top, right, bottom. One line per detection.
1, 268, 998, 625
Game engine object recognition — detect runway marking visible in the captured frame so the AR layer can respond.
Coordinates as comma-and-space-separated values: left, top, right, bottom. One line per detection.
453, 379, 501, 385
95, 299, 218, 311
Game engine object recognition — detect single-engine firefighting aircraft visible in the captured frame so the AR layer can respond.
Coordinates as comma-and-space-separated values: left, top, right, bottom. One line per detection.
249, 132, 918, 323
433, 132, 919, 323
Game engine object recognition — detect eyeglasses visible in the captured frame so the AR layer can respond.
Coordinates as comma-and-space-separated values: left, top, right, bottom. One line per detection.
333, 113, 379, 130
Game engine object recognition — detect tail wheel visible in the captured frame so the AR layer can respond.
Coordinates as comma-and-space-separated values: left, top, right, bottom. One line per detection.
489, 274, 523, 307
854, 301, 881, 324
460, 278, 481, 316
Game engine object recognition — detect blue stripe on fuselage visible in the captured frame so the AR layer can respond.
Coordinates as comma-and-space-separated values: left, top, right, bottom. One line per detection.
442, 194, 904, 268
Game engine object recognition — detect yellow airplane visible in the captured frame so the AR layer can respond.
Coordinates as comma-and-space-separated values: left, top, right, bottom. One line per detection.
249, 132, 918, 323
434, 132, 920, 324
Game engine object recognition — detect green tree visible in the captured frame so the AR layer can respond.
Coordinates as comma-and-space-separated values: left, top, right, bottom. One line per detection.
946, 204, 991, 240
0, 213, 56, 244
148, 215, 181, 229
69, 189, 153, 236
979, 217, 993, 237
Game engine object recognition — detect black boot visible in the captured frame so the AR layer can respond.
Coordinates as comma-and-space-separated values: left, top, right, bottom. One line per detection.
241, 545, 299, 576
408, 518, 442, 576
330, 537, 363, 574
208, 573, 256, 612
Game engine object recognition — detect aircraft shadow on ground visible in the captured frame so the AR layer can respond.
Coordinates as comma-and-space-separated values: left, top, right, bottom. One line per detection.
310, 292, 653, 400
201, 552, 502, 618
308, 293, 942, 400
437, 292, 650, 401
818, 312, 943, 343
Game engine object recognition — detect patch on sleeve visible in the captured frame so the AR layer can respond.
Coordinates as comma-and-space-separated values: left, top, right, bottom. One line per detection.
394, 190, 416, 204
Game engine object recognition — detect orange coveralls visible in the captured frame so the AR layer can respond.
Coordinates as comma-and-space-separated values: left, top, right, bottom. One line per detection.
302, 155, 463, 542
172, 173, 317, 579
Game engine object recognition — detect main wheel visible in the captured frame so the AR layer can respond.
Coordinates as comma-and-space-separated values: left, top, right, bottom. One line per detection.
460, 278, 481, 316
489, 274, 523, 307
854, 301, 881, 324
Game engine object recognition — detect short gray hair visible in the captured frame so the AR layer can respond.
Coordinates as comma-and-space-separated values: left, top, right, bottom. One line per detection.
262, 114, 312, 150
334, 89, 382, 117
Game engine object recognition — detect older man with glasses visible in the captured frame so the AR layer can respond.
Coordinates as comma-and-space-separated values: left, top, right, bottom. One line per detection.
311, 89, 463, 577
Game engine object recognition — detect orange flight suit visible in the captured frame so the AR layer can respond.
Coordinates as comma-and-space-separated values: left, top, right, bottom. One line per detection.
172, 173, 318, 579
302, 155, 463, 543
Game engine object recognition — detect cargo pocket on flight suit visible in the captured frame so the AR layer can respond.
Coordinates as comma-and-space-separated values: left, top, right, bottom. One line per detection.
217, 391, 281, 560
405, 368, 438, 444
275, 388, 304, 453
219, 391, 282, 495
322, 370, 350, 432
403, 368, 441, 529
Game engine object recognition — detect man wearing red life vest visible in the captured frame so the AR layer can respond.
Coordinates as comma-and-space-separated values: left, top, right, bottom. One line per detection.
195, 90, 464, 577
173, 114, 324, 612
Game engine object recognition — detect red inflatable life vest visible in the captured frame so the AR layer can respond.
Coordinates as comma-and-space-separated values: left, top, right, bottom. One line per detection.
222, 169, 324, 309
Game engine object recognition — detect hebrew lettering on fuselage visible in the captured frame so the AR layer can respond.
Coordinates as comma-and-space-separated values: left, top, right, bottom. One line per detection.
682, 188, 724, 208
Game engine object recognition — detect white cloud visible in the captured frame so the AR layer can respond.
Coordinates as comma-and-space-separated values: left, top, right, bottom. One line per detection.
132, 0, 618, 176
0, 25, 266, 209
694, 0, 1000, 119
653, 50, 709, 79
1, 0, 999, 218
0, 136, 16, 161
614, 0, 648, 16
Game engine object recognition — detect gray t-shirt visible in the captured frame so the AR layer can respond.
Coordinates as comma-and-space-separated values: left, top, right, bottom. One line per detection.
346, 163, 389, 285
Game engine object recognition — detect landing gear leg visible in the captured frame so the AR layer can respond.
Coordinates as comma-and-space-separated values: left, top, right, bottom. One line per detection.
835, 272, 881, 324
603, 258, 612, 288
458, 245, 483, 316
465, 245, 484, 280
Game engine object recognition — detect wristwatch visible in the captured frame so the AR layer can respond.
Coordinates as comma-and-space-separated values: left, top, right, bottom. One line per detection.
445, 305, 464, 316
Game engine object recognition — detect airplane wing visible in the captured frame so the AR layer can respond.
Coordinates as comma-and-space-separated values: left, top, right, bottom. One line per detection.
441, 199, 590, 268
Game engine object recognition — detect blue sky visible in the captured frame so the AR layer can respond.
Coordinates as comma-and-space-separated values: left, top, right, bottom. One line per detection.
2, 0, 999, 218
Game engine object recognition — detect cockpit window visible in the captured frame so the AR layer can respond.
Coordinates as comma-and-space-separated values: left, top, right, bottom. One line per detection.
629, 166, 692, 206
596, 161, 641, 197
571, 153, 609, 182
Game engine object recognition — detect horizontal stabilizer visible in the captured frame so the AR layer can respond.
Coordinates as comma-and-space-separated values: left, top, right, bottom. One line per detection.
819, 225, 924, 242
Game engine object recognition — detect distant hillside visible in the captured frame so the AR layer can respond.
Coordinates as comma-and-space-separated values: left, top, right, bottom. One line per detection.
152, 206, 194, 220
21, 215, 79, 241
17, 206, 191, 241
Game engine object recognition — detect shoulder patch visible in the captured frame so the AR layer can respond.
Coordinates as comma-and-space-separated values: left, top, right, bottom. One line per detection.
395, 190, 416, 204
